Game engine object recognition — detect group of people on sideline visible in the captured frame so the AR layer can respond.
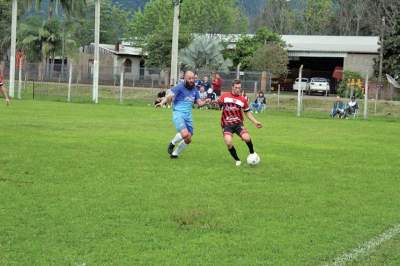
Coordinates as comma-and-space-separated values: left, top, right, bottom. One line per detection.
330, 95, 359, 118
155, 72, 267, 113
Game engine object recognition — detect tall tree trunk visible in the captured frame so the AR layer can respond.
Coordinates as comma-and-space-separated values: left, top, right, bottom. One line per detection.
50, 51, 55, 80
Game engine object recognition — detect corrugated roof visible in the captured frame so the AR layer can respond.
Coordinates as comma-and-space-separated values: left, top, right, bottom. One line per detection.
98, 44, 143, 56
204, 34, 379, 54
281, 35, 379, 54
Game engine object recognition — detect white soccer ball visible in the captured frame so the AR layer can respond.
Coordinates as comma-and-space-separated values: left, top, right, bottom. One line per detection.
247, 153, 260, 166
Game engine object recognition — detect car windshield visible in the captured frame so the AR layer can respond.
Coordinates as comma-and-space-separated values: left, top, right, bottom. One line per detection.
311, 78, 327, 82
296, 78, 308, 82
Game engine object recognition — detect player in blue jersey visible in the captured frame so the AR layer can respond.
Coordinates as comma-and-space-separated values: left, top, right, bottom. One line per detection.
157, 71, 207, 158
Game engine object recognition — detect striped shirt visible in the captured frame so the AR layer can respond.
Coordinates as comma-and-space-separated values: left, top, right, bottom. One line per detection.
218, 92, 250, 127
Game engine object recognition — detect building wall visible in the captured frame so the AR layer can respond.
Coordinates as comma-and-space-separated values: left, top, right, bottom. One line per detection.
117, 57, 141, 80
78, 53, 143, 82
344, 53, 377, 77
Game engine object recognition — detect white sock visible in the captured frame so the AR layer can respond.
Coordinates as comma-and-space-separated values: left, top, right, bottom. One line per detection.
172, 141, 187, 156
171, 133, 183, 145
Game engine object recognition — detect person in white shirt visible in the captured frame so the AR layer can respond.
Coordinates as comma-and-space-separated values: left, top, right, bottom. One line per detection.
346, 96, 359, 116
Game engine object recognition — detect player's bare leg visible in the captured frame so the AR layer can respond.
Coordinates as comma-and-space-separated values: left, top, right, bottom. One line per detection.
171, 128, 191, 158
241, 132, 255, 154
0, 87, 10, 106
224, 134, 241, 166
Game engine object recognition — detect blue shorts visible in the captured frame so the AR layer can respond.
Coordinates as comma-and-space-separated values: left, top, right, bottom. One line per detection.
172, 111, 193, 135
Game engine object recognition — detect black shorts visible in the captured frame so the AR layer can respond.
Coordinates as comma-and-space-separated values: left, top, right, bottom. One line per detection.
223, 124, 248, 138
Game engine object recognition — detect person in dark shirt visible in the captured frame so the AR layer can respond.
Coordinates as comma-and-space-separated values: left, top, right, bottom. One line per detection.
194, 74, 202, 90
202, 76, 211, 91
154, 87, 166, 107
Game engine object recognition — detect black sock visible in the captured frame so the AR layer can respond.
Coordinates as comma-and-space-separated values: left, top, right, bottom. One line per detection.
246, 140, 254, 154
228, 146, 240, 161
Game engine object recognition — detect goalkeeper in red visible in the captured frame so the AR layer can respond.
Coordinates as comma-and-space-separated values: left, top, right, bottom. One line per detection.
218, 79, 262, 166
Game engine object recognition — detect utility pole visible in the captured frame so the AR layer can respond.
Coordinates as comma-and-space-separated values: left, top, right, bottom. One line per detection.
92, 0, 100, 104
9, 0, 18, 98
170, 0, 181, 85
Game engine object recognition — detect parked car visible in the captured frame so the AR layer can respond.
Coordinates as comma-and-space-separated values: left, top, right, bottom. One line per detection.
293, 78, 309, 92
309, 77, 330, 95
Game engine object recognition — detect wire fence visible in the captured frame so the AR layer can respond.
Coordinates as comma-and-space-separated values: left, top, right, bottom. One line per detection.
1, 63, 399, 118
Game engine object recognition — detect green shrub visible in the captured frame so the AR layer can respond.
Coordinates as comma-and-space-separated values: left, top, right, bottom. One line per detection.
337, 71, 364, 98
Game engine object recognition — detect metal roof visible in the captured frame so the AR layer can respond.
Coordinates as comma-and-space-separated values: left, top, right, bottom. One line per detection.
282, 35, 379, 54
214, 34, 379, 54
98, 44, 144, 56
87, 43, 144, 56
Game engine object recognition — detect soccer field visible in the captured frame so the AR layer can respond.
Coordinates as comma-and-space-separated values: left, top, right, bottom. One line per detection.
1, 100, 400, 265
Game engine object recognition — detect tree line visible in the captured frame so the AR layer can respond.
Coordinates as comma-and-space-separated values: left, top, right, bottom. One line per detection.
0, 0, 399, 79
253, 0, 399, 36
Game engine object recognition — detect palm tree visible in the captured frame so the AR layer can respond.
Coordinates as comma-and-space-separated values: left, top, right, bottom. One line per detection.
22, 0, 87, 19
19, 17, 62, 80
21, 0, 87, 79
179, 36, 233, 73
8, 0, 87, 95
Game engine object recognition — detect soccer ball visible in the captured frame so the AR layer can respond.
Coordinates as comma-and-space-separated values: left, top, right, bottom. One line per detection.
247, 153, 260, 166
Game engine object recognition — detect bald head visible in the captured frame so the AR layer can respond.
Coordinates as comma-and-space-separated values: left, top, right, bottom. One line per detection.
184, 71, 195, 89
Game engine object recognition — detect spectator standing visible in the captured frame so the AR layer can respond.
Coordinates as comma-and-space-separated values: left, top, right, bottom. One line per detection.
212, 73, 223, 96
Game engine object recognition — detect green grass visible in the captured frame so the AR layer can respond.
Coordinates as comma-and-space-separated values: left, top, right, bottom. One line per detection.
0, 100, 400, 265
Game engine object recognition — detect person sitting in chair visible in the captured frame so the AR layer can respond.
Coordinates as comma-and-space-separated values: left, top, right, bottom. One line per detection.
330, 96, 346, 118
251, 91, 266, 113
346, 96, 359, 117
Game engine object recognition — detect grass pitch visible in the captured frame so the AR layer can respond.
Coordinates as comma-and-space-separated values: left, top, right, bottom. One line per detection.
0, 100, 400, 265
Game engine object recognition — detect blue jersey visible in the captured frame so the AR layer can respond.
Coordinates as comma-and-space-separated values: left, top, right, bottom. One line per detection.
171, 83, 200, 113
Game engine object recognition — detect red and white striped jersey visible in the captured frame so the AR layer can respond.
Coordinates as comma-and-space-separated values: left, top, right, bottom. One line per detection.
218, 92, 250, 127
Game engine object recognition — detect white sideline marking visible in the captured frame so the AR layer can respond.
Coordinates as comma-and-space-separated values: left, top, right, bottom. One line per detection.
326, 224, 400, 266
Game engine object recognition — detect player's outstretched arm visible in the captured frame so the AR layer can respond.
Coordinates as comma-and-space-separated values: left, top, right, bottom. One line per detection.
245, 111, 262, 128
196, 99, 207, 107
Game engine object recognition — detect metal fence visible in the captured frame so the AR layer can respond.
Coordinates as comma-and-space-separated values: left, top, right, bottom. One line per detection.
1, 63, 399, 118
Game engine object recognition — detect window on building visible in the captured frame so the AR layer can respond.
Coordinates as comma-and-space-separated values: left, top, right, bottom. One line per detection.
124, 59, 132, 73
